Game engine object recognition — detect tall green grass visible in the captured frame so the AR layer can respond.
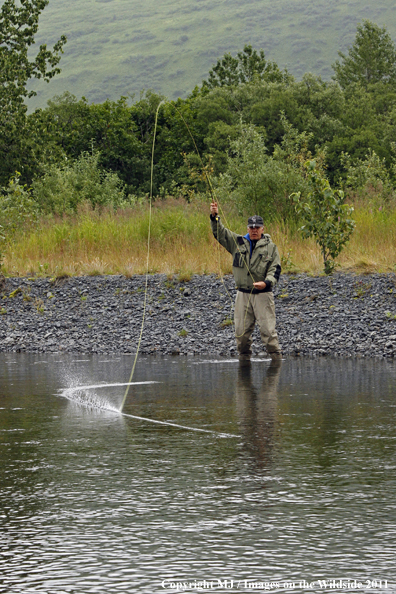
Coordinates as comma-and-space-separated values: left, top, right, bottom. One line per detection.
3, 200, 396, 277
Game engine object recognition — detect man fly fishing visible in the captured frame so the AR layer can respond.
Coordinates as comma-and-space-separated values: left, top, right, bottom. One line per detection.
210, 202, 282, 362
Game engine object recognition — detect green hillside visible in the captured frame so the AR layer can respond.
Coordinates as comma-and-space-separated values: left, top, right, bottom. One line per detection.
24, 0, 396, 107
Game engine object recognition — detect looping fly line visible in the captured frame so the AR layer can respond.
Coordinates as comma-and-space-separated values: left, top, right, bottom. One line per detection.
120, 101, 256, 412
120, 99, 165, 412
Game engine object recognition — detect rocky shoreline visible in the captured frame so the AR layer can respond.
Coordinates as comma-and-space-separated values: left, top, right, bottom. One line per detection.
1, 273, 396, 358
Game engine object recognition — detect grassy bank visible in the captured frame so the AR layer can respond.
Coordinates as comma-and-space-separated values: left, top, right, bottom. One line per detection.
2, 200, 396, 277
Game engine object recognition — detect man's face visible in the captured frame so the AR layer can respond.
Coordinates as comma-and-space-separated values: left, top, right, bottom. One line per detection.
248, 226, 264, 240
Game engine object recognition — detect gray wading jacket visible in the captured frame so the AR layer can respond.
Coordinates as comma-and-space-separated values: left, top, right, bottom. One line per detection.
211, 216, 281, 291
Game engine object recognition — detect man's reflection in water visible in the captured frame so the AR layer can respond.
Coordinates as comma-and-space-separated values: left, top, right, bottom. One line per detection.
236, 361, 282, 471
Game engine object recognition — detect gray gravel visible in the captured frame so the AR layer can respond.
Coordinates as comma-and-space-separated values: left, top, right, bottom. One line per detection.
1, 273, 396, 358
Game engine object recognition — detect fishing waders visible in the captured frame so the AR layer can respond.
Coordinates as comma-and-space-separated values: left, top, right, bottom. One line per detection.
235, 291, 281, 361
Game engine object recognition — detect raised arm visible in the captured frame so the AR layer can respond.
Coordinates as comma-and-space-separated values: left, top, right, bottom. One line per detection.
210, 202, 239, 255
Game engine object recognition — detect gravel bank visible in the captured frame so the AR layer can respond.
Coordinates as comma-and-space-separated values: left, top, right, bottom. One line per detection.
1, 273, 396, 358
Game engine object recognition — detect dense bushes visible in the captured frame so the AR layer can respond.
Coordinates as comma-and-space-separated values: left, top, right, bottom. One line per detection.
0, 155, 127, 265
32, 152, 126, 215
214, 120, 316, 220
3, 17, 396, 272
3, 19, 396, 210
15, 74, 396, 211
0, 175, 38, 262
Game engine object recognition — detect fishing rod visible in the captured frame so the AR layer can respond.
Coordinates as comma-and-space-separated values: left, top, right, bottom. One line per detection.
119, 99, 256, 412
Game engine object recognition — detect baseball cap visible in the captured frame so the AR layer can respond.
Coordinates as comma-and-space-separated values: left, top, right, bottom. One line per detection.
247, 215, 264, 228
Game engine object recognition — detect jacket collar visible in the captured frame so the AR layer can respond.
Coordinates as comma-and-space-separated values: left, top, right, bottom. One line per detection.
244, 233, 269, 256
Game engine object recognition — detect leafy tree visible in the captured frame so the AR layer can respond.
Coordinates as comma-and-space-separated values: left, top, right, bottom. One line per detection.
333, 20, 396, 89
323, 82, 394, 183
40, 92, 92, 159
215, 124, 271, 215
203, 120, 240, 173
32, 91, 203, 197
0, 0, 66, 184
3, 21, 396, 210
36, 92, 152, 193
326, 127, 384, 185
250, 83, 303, 148
292, 161, 355, 274
0, 0, 66, 104
203, 44, 288, 89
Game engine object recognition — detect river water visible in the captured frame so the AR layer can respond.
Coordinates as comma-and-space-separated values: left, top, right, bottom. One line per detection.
1, 354, 395, 593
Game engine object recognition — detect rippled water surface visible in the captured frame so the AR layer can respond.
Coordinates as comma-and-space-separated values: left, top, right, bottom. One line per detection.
1, 354, 396, 593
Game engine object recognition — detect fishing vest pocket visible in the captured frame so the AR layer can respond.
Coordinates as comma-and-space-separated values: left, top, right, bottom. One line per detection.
257, 254, 271, 275
233, 250, 247, 268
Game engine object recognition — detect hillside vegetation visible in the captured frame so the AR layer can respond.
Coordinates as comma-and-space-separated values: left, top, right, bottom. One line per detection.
2, 3, 396, 276
28, 0, 396, 107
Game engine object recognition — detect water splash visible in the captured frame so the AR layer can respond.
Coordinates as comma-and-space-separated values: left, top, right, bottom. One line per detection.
58, 381, 239, 439
60, 381, 159, 413
60, 388, 119, 412
64, 381, 159, 393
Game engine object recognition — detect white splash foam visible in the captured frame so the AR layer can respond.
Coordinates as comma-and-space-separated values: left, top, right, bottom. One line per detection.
61, 390, 119, 412
58, 380, 238, 439
63, 381, 159, 393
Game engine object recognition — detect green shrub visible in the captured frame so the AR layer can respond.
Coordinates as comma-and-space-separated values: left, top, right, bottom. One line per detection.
0, 174, 38, 265
32, 151, 126, 215
341, 149, 394, 202
292, 161, 355, 274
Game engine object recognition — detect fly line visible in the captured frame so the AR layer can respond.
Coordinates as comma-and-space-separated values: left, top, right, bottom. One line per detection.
120, 101, 256, 412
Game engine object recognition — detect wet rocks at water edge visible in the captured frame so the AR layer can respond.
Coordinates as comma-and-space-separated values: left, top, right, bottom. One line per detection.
1, 273, 396, 358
